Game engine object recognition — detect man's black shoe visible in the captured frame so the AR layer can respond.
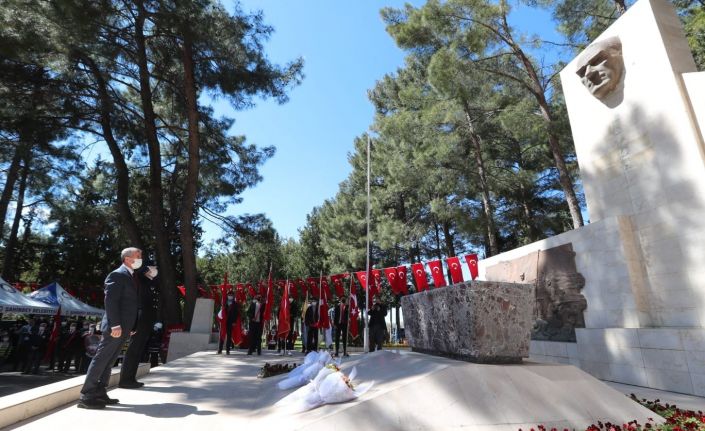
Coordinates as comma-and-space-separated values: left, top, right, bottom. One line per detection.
118, 381, 144, 389
96, 395, 119, 405
77, 399, 106, 409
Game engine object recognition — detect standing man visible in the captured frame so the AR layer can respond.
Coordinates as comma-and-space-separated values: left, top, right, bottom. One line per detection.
78, 248, 141, 409
304, 299, 319, 352
368, 297, 388, 352
333, 296, 349, 357
218, 291, 240, 355
119, 265, 159, 388
246, 294, 264, 355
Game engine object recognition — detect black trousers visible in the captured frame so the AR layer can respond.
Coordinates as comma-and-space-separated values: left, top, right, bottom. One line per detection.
247, 321, 262, 354
218, 323, 235, 353
80, 331, 129, 400
334, 325, 348, 355
370, 325, 385, 352
119, 321, 152, 384
306, 326, 318, 352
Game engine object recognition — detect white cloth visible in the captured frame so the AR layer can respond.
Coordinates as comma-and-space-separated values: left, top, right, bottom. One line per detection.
276, 366, 373, 412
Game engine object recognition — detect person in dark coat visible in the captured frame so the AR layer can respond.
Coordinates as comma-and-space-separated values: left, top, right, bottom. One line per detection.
218, 291, 240, 354
333, 296, 350, 357
78, 247, 141, 409
246, 295, 265, 355
23, 322, 49, 374
304, 299, 319, 352
368, 297, 388, 352
119, 265, 160, 388
58, 322, 83, 372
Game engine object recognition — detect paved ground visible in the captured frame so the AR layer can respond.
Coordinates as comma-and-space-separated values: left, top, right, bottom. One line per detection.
3, 349, 704, 430
0, 370, 77, 397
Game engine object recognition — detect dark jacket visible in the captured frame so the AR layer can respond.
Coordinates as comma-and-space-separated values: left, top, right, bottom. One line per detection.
226, 301, 240, 325
247, 301, 265, 323
368, 303, 388, 328
304, 302, 319, 327
333, 302, 349, 328
101, 264, 140, 333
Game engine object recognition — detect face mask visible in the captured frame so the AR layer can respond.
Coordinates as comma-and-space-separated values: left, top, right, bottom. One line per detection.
131, 258, 143, 270
70, 327, 76, 333
227, 296, 234, 304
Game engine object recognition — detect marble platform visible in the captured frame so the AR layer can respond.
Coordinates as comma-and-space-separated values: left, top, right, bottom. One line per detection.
6, 349, 664, 431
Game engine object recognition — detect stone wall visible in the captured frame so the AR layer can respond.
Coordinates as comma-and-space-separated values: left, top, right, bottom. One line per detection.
401, 281, 534, 363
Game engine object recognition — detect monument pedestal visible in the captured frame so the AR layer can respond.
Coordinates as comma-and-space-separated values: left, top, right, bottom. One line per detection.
401, 281, 534, 363
165, 297, 214, 362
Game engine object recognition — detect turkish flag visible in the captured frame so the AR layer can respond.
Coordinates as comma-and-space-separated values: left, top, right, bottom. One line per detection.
330, 273, 347, 297
258, 280, 266, 298
411, 263, 429, 291
295, 278, 307, 297
446, 256, 464, 284
306, 277, 320, 297
246, 283, 256, 298
349, 294, 359, 338
320, 277, 332, 299
383, 267, 400, 294
465, 254, 479, 280
277, 282, 291, 338
232, 315, 244, 346
263, 271, 274, 321
235, 283, 246, 303
276, 280, 286, 289
44, 305, 62, 362
289, 280, 298, 299
318, 288, 330, 329
370, 269, 382, 300
428, 260, 447, 288
396, 266, 409, 294
355, 271, 369, 290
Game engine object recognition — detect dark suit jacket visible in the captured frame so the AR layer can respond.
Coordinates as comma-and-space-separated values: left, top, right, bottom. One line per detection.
226, 302, 240, 325
247, 301, 265, 323
100, 264, 139, 333
333, 303, 349, 328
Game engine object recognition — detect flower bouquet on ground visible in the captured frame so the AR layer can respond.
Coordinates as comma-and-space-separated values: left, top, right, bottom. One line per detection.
277, 350, 334, 390
276, 366, 373, 413
257, 362, 298, 378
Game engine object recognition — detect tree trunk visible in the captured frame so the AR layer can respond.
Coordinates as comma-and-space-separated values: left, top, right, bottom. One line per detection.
0, 145, 24, 241
77, 51, 144, 250
614, 0, 627, 15
2, 158, 29, 281
179, 28, 201, 330
463, 107, 499, 256
499, 14, 584, 229
537, 100, 585, 229
134, 2, 180, 325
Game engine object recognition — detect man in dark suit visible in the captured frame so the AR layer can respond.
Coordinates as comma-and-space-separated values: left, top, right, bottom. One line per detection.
246, 294, 264, 355
368, 296, 388, 352
333, 296, 349, 357
119, 265, 160, 388
218, 291, 240, 355
304, 299, 319, 352
78, 247, 141, 409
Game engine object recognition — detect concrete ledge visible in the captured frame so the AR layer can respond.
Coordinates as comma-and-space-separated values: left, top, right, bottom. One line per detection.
0, 362, 150, 429
166, 332, 211, 362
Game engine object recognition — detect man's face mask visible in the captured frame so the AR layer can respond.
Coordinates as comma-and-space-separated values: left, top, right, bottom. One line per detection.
227, 295, 234, 303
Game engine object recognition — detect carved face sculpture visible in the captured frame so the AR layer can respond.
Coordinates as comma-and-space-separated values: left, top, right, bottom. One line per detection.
576, 36, 624, 99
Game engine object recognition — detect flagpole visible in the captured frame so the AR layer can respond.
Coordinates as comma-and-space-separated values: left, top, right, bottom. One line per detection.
364, 135, 371, 354
284, 277, 289, 356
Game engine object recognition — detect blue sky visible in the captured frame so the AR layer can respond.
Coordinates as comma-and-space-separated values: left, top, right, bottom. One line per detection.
203, 1, 561, 244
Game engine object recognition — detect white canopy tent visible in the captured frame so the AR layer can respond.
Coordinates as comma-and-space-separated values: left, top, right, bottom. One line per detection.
29, 282, 104, 317
0, 277, 57, 315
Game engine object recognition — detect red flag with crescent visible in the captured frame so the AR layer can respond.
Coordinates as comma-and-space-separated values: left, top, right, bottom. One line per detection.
446, 256, 464, 284
465, 254, 479, 280
306, 277, 320, 297
396, 265, 409, 294
235, 283, 246, 303
349, 294, 359, 338
320, 277, 332, 299
277, 282, 291, 338
329, 273, 347, 297
354, 271, 368, 290
318, 287, 330, 329
411, 263, 429, 291
246, 283, 256, 298
295, 278, 306, 297
258, 280, 266, 298
383, 267, 400, 294
427, 260, 447, 288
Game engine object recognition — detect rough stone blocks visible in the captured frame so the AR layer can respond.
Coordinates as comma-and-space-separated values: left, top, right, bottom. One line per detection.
402, 281, 535, 363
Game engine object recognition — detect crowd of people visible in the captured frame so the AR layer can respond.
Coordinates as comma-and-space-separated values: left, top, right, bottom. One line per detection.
0, 316, 165, 376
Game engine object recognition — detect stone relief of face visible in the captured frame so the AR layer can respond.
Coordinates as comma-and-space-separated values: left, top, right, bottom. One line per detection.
576, 36, 624, 100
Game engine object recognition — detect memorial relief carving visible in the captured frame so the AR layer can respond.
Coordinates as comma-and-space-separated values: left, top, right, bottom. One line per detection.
576, 36, 624, 100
